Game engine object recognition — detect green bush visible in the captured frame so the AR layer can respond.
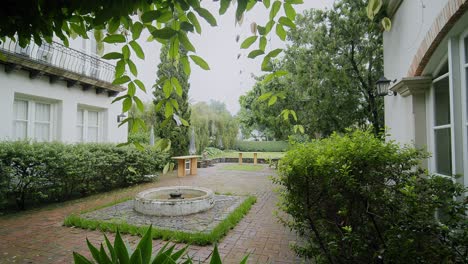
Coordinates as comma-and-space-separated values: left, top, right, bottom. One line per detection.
234, 140, 288, 152
0, 141, 168, 211
276, 130, 468, 263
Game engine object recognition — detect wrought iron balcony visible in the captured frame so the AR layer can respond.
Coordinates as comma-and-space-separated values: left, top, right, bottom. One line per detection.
0, 39, 123, 96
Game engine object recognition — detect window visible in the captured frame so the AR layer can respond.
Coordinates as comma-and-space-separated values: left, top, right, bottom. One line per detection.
432, 65, 452, 176
76, 108, 102, 142
13, 98, 54, 142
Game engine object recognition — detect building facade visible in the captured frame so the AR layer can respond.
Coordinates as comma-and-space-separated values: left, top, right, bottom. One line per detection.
0, 35, 127, 143
384, 0, 468, 187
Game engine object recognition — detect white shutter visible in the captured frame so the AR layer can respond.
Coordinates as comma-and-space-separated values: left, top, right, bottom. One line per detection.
34, 103, 51, 142
76, 109, 84, 142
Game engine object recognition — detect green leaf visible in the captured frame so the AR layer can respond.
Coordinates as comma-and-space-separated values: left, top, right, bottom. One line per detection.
240, 36, 258, 49
284, 3, 296, 21
122, 45, 130, 59
258, 92, 273, 101
181, 56, 191, 76
73, 252, 93, 264
123, 97, 132, 112
163, 163, 170, 174
114, 230, 130, 264
169, 37, 180, 59
134, 79, 146, 92
235, 0, 248, 22
115, 60, 125, 78
103, 34, 126, 43
276, 24, 286, 41
264, 20, 275, 35
187, 12, 202, 34
128, 82, 136, 96
127, 59, 138, 76
170, 99, 179, 110
267, 48, 283, 58
86, 239, 101, 263
382, 17, 392, 31
163, 80, 172, 98
268, 95, 277, 106
104, 234, 117, 263
99, 244, 112, 264
151, 28, 178, 39
278, 16, 296, 29
259, 36, 267, 51
261, 56, 272, 71
285, 0, 303, 4
263, 0, 271, 8
171, 77, 183, 97
102, 52, 122, 60
209, 244, 222, 264
190, 55, 210, 70
269, 1, 282, 20
165, 102, 174, 118
141, 10, 164, 23
132, 22, 144, 40
113, 75, 131, 85
220, 0, 232, 15
178, 32, 196, 52
129, 41, 145, 59
180, 21, 194, 32
181, 117, 189, 126
367, 0, 383, 20
129, 247, 142, 264
171, 245, 189, 261
134, 96, 145, 112
70, 23, 88, 38
247, 49, 264, 59
195, 8, 217, 26
239, 254, 249, 264
107, 18, 121, 34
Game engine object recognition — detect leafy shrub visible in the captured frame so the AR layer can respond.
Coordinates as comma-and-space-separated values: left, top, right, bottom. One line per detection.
74, 226, 248, 264
276, 130, 468, 263
234, 141, 288, 152
203, 147, 224, 158
0, 141, 168, 211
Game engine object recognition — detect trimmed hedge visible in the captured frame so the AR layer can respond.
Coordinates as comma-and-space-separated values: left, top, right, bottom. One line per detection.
0, 141, 168, 211
234, 140, 288, 152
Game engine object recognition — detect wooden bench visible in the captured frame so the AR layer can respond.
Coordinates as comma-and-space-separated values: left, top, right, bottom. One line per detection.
238, 152, 258, 165
171, 155, 201, 177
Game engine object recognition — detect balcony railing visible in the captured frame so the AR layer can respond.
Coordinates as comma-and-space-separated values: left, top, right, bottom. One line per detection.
0, 39, 115, 84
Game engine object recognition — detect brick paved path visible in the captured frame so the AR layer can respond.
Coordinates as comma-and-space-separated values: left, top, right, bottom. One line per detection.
0, 164, 303, 263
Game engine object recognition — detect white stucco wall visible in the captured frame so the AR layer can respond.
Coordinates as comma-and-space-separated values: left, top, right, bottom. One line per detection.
383, 0, 448, 145
0, 64, 127, 143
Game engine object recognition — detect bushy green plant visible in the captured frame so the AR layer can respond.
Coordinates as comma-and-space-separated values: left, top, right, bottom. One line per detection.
203, 147, 224, 159
74, 226, 248, 264
276, 130, 468, 263
0, 141, 168, 211
234, 141, 288, 152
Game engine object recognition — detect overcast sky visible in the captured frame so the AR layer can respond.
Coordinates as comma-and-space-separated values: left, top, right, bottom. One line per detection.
134, 0, 334, 114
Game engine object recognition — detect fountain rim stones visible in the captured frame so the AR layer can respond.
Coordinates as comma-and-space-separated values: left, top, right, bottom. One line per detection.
133, 186, 215, 216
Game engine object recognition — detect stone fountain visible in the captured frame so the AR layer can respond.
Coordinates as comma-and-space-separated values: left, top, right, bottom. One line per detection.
134, 186, 215, 216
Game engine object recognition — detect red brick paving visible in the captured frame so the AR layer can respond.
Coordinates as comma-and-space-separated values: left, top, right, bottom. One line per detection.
0, 164, 303, 263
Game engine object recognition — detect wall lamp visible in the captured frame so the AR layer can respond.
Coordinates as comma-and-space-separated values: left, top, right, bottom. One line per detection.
117, 113, 126, 123
376, 76, 397, 96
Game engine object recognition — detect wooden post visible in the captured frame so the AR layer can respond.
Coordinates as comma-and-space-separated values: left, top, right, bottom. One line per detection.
239, 153, 243, 164
254, 152, 258, 165
190, 157, 198, 175
177, 159, 186, 177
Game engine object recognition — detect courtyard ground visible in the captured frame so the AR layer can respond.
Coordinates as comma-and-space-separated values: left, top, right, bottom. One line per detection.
0, 163, 303, 264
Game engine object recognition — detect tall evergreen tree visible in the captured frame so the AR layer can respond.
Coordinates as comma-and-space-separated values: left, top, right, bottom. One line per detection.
153, 46, 191, 156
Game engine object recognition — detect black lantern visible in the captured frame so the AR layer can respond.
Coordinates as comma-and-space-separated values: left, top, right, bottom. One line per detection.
376, 76, 396, 96
117, 113, 126, 123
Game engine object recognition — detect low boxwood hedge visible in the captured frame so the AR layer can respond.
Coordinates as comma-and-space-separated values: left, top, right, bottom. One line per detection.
234, 140, 289, 152
0, 141, 168, 211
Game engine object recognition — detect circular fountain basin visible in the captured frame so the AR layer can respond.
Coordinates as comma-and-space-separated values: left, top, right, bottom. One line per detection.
134, 186, 215, 216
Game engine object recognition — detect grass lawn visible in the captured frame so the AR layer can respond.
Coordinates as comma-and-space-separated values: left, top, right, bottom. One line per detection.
221, 164, 265, 172
212, 151, 285, 159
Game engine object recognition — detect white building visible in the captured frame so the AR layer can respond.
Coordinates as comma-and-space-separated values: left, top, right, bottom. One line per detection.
384, 0, 468, 188
0, 35, 127, 143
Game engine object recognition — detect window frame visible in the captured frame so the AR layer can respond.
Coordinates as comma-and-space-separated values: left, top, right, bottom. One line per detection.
13, 96, 56, 142
460, 29, 468, 188
76, 107, 103, 143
